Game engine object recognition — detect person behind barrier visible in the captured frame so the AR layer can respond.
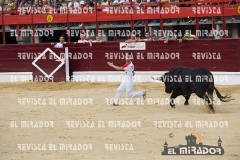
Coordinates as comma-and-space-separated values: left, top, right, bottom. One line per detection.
92, 36, 104, 43
138, 31, 154, 41
51, 35, 66, 48
179, 30, 198, 43
158, 30, 177, 43
125, 34, 140, 43
74, 32, 92, 47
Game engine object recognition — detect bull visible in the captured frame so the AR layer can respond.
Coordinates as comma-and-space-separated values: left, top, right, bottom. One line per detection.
153, 66, 233, 113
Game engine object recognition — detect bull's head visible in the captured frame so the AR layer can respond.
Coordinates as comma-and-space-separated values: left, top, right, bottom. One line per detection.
158, 72, 173, 94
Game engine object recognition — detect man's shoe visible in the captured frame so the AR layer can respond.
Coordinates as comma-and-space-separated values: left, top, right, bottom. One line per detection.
111, 103, 119, 106
143, 91, 146, 100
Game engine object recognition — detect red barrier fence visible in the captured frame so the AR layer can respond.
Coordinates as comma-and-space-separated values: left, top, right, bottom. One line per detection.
0, 39, 239, 82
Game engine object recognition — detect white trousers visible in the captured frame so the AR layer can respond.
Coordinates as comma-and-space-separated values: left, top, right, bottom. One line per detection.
114, 80, 144, 105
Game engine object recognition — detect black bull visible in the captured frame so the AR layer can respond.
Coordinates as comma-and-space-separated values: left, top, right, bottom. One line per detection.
156, 66, 232, 113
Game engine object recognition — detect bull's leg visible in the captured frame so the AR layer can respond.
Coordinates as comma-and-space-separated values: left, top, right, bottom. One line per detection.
183, 95, 191, 105
203, 94, 215, 113
170, 91, 179, 108
207, 89, 215, 112
196, 92, 215, 113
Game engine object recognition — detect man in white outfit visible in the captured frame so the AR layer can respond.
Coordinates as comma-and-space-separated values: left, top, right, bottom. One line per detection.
51, 36, 66, 48
107, 52, 146, 106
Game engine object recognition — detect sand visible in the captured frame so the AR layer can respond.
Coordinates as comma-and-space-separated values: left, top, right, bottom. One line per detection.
0, 82, 239, 160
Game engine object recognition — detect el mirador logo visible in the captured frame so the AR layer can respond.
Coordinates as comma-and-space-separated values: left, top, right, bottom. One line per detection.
162, 131, 224, 155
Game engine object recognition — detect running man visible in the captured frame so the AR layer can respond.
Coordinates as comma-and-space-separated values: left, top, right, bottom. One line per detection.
107, 52, 146, 106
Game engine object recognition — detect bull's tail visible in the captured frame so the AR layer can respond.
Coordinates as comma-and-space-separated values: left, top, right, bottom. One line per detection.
214, 87, 233, 102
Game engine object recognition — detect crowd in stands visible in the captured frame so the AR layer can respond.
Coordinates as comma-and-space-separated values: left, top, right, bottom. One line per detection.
0, 0, 239, 29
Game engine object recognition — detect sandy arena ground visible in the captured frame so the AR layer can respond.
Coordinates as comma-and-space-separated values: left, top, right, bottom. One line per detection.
0, 82, 240, 160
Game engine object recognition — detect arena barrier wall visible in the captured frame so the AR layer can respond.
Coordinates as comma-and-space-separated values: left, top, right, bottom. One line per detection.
0, 39, 239, 82
71, 71, 240, 85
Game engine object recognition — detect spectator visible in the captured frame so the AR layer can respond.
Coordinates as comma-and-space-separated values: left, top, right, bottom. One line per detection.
79, 0, 85, 6
92, 36, 104, 43
138, 31, 154, 41
17, 0, 25, 8
96, 1, 102, 11
7, 0, 16, 13
42, 0, 47, 5
101, 0, 109, 12
75, 32, 92, 47
88, 0, 94, 7
132, 0, 140, 10
55, 0, 64, 12
179, 30, 198, 43
125, 34, 139, 43
68, 0, 80, 12
158, 30, 177, 43
33, 1, 39, 10
52, 0, 57, 7
37, 1, 43, 14
7, 0, 14, 10
51, 35, 66, 48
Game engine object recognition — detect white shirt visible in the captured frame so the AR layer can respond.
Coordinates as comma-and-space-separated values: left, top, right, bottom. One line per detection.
68, 1, 80, 8
122, 61, 134, 79
77, 39, 89, 43
113, 0, 128, 10
113, 0, 125, 4
54, 43, 63, 48
132, 0, 140, 10
101, 1, 109, 11
80, 0, 85, 5
68, 1, 80, 13
92, 40, 101, 43
142, 37, 154, 41
101, 1, 109, 6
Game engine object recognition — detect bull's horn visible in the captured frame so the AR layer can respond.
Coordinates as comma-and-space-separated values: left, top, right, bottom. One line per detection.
152, 74, 164, 80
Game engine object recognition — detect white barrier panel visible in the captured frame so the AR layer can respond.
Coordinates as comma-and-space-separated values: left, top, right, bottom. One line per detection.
72, 71, 240, 85
65, 47, 70, 82
0, 72, 33, 82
